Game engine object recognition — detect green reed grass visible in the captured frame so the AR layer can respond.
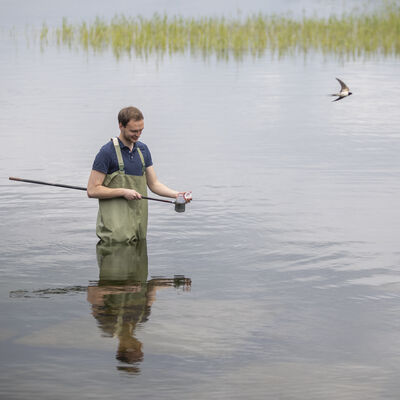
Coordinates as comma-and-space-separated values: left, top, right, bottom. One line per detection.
39, 2, 400, 60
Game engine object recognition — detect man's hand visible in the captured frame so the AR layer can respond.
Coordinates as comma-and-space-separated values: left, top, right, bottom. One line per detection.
177, 191, 192, 203
87, 170, 143, 200
122, 189, 142, 200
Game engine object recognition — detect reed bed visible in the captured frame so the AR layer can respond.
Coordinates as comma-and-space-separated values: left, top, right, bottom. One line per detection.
39, 3, 400, 60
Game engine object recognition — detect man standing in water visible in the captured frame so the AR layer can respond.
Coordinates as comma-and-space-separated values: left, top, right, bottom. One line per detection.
87, 106, 191, 243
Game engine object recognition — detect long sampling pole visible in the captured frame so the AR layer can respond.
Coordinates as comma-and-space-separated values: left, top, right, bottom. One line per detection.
9, 177, 176, 204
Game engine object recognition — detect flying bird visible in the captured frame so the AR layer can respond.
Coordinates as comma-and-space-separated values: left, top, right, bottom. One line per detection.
331, 78, 352, 102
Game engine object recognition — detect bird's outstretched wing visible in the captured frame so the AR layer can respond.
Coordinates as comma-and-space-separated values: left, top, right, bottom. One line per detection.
336, 77, 349, 91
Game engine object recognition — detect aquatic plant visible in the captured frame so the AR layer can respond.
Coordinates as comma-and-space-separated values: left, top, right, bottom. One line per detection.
37, 2, 400, 60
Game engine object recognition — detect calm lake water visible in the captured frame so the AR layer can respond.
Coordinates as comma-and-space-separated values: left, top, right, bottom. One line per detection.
1, 1, 400, 399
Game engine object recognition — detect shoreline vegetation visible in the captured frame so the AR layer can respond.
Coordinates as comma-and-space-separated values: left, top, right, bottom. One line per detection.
37, 3, 400, 60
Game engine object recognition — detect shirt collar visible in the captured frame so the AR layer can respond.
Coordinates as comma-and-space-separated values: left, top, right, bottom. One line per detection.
118, 137, 137, 152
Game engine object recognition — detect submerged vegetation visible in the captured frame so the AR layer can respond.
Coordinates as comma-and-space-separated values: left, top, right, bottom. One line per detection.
38, 3, 400, 60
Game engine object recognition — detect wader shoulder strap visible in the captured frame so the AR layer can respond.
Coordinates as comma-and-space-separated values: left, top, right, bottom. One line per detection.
112, 137, 125, 172
137, 147, 146, 175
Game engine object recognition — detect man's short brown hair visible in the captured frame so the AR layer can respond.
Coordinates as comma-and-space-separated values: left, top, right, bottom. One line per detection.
118, 107, 144, 127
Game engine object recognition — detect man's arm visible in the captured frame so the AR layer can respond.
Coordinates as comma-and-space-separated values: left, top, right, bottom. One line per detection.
145, 166, 179, 198
87, 170, 142, 200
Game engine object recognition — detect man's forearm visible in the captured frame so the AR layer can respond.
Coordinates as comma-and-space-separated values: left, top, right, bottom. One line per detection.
87, 185, 127, 199
148, 181, 178, 198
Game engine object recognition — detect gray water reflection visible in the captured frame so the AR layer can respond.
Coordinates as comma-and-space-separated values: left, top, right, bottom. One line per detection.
91, 241, 191, 373
7, 241, 192, 377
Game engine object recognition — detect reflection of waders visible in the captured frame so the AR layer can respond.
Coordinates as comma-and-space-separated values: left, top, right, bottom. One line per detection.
94, 241, 149, 361
96, 240, 149, 283
96, 138, 148, 244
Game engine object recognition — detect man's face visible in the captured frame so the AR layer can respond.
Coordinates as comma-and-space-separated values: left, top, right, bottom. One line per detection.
120, 119, 144, 145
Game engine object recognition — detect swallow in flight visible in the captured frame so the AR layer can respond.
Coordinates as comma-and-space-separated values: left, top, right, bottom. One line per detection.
331, 78, 352, 102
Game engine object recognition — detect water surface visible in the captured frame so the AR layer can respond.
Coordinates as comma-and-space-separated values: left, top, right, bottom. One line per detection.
1, 1, 400, 399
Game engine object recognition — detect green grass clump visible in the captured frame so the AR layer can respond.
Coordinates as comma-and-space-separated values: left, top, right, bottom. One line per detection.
38, 2, 400, 60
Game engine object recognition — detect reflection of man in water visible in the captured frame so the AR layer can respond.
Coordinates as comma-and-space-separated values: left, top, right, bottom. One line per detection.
87, 240, 190, 372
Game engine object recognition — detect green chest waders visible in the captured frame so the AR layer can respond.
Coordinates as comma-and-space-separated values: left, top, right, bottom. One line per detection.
96, 138, 148, 244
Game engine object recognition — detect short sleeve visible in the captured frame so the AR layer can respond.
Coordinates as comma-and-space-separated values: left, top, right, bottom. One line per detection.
92, 145, 111, 174
143, 144, 153, 167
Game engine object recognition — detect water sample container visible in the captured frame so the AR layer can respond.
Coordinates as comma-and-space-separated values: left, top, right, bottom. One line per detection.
175, 194, 186, 213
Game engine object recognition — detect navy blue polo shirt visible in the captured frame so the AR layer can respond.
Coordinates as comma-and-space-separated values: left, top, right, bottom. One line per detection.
92, 138, 153, 176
